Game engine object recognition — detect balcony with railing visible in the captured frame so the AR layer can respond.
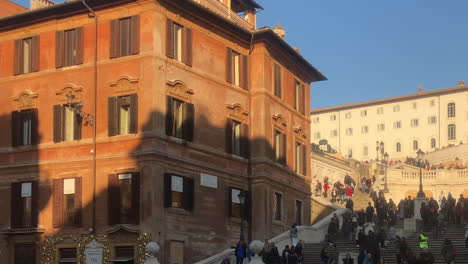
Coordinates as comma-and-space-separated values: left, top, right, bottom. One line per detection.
191, 0, 257, 30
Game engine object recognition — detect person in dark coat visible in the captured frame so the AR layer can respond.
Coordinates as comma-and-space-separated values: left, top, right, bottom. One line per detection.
441, 238, 456, 264
366, 202, 375, 223
342, 253, 354, 264
281, 245, 290, 264
295, 240, 303, 263
346, 198, 354, 211
235, 241, 247, 264
417, 248, 434, 264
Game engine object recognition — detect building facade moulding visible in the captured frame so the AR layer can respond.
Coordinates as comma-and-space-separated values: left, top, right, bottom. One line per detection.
55, 83, 83, 103
294, 126, 307, 141
12, 90, 39, 110
166, 80, 194, 103
110, 75, 139, 94
226, 103, 249, 123
272, 114, 287, 131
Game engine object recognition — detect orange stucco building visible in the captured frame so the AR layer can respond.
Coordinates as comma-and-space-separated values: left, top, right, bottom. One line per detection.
0, 0, 326, 263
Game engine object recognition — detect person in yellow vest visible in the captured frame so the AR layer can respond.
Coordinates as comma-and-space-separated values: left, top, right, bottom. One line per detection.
419, 232, 429, 249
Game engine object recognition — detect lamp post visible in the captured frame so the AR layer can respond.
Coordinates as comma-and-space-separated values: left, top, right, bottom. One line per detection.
416, 149, 426, 198
66, 93, 95, 126
238, 191, 246, 242
383, 152, 389, 193
375, 141, 380, 161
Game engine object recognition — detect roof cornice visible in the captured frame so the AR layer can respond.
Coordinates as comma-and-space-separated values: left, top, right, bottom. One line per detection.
311, 85, 468, 115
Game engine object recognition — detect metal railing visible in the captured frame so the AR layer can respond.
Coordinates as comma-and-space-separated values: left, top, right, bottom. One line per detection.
191, 0, 254, 30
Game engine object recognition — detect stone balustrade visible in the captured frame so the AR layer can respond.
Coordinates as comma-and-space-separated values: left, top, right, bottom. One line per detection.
384, 167, 468, 201
195, 202, 350, 264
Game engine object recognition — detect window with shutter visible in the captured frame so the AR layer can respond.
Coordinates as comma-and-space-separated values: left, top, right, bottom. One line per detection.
165, 174, 194, 211
11, 181, 37, 229
59, 248, 77, 264
274, 130, 282, 163
14, 36, 39, 75
294, 81, 301, 111
14, 244, 36, 264
166, 96, 194, 141
229, 188, 242, 218
295, 200, 303, 225
53, 104, 82, 142
108, 94, 138, 137
61, 178, 81, 226
11, 109, 37, 147
274, 192, 282, 220
56, 28, 84, 67
107, 173, 139, 225
166, 19, 193, 66
226, 48, 247, 89
110, 16, 140, 58
274, 64, 282, 98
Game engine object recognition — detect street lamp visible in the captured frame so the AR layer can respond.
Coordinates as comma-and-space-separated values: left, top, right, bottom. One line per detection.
238, 190, 246, 242
66, 92, 95, 126
383, 152, 389, 193
416, 149, 425, 198
376, 141, 380, 161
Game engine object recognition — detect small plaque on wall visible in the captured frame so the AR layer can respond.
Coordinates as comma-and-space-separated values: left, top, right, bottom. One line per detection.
200, 173, 218, 189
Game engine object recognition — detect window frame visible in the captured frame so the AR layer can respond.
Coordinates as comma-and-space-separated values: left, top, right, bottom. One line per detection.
14, 36, 39, 75
110, 16, 140, 58
165, 96, 194, 141
413, 140, 419, 151
107, 173, 140, 225
431, 138, 436, 148
274, 192, 282, 221
163, 173, 194, 212
273, 130, 287, 165
273, 63, 282, 98
396, 142, 401, 153
448, 124, 456, 140
448, 103, 456, 118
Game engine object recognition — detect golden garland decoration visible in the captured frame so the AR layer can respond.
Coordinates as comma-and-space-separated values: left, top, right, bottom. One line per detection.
137, 233, 151, 264
40, 233, 151, 264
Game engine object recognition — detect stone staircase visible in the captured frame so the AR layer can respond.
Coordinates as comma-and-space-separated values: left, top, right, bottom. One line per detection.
303, 222, 468, 264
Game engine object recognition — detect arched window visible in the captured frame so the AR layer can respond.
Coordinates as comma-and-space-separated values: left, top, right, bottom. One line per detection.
448, 124, 456, 140
448, 103, 456, 118
396, 142, 401, 153
431, 138, 436, 148
363, 146, 368, 156
413, 140, 418, 151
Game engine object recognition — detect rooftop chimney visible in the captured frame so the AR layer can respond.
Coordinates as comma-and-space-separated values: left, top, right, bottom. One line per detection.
273, 24, 285, 39
30, 0, 54, 10
418, 85, 423, 93
458, 80, 465, 86
293, 47, 300, 54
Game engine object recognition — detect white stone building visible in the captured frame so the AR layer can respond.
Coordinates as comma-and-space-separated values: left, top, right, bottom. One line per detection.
310, 82, 468, 161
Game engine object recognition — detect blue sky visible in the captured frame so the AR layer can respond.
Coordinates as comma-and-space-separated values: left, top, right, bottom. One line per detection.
13, 0, 468, 109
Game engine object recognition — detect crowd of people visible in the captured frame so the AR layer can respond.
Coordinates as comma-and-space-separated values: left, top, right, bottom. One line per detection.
315, 174, 359, 205
319, 189, 468, 264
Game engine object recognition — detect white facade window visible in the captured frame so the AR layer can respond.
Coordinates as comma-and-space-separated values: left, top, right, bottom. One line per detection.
413, 140, 419, 151
411, 119, 419, 127
377, 123, 385, 131
313, 132, 321, 140
377, 108, 384, 115
412, 102, 417, 109
431, 138, 436, 148
347, 148, 353, 158
345, 112, 352, 119
330, 130, 338, 137
448, 103, 455, 118
330, 115, 336, 121
363, 146, 368, 156
346, 128, 353, 136
313, 117, 319, 124
394, 121, 401, 129
448, 124, 456, 140
361, 110, 367, 117
428, 116, 437, 124
361, 126, 368, 134
430, 100, 435, 107
396, 142, 401, 152
393, 105, 400, 112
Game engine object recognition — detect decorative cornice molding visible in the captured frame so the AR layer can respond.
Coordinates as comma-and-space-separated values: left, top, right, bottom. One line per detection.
12, 90, 39, 110
166, 80, 194, 102
272, 114, 287, 130
110, 75, 139, 94
226, 103, 249, 123
294, 126, 307, 140
55, 83, 83, 103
